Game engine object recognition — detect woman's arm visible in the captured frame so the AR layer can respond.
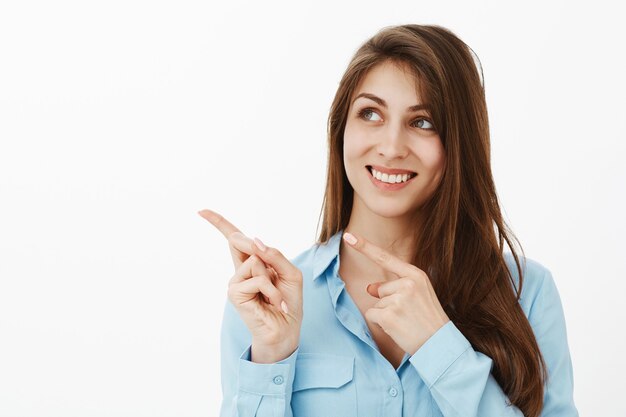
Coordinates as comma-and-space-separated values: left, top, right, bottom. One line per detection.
220, 301, 299, 417
219, 299, 299, 417
408, 268, 579, 417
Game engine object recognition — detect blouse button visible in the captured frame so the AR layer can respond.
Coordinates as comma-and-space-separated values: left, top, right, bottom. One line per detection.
273, 375, 284, 385
389, 387, 398, 397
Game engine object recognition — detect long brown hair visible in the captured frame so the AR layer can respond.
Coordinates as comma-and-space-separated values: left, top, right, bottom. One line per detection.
315, 24, 548, 417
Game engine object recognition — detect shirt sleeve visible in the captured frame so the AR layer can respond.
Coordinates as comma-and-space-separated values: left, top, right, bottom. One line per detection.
408, 267, 579, 417
219, 299, 299, 417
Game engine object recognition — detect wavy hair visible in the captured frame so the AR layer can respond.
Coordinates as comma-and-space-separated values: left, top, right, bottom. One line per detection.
315, 24, 548, 417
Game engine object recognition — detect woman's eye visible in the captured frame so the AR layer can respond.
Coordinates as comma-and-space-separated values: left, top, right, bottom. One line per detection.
411, 118, 435, 130
358, 108, 435, 131
357, 108, 382, 122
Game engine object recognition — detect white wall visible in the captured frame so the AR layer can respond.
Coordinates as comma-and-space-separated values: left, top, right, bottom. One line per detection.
1, 0, 624, 415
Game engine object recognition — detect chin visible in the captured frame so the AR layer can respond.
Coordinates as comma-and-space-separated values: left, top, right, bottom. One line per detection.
373, 206, 415, 219
361, 195, 417, 219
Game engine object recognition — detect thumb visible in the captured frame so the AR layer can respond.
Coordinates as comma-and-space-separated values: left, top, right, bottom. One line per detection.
366, 282, 383, 298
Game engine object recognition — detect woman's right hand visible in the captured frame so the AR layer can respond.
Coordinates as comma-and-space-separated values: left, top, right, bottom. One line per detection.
198, 209, 303, 363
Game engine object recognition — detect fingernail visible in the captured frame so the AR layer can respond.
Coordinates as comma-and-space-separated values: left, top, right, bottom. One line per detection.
281, 300, 289, 314
254, 237, 267, 251
343, 232, 357, 245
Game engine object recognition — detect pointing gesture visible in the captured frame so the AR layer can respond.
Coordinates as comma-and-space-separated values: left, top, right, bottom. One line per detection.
342, 231, 450, 356
198, 209, 303, 363
197, 209, 258, 270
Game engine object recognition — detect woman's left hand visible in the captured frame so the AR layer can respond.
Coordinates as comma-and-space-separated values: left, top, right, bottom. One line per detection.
342, 231, 451, 356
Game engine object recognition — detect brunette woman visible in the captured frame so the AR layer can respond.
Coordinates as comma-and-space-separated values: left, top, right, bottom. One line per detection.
200, 23, 578, 417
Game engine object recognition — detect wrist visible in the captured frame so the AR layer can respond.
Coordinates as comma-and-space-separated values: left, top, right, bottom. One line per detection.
251, 340, 298, 364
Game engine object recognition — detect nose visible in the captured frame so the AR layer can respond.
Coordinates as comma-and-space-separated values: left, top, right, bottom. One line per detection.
376, 121, 409, 160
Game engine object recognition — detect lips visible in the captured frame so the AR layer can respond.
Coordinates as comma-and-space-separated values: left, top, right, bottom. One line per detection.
365, 165, 417, 190
366, 165, 417, 175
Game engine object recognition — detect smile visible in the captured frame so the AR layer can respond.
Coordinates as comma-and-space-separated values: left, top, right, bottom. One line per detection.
366, 166, 417, 191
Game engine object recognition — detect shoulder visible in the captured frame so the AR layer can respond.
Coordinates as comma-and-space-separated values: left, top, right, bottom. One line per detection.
288, 229, 344, 281
288, 243, 318, 271
502, 252, 563, 321
502, 255, 577, 414
289, 244, 318, 277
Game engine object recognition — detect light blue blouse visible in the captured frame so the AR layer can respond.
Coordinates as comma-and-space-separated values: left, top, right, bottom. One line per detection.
219, 229, 578, 416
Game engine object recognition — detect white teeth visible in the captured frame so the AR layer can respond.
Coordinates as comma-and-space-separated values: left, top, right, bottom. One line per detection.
370, 167, 414, 184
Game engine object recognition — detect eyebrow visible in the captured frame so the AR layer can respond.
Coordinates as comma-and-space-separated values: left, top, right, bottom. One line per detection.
352, 92, 430, 112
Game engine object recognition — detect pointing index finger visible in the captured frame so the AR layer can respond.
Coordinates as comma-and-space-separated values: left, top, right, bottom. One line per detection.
342, 232, 409, 280
198, 209, 242, 239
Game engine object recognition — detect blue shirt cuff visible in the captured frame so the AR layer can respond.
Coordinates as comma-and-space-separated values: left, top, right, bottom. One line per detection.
237, 345, 300, 396
408, 320, 472, 388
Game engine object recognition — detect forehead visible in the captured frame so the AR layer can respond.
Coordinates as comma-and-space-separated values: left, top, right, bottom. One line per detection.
352, 61, 423, 103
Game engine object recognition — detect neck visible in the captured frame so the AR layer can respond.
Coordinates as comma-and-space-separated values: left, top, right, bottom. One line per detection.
339, 197, 422, 282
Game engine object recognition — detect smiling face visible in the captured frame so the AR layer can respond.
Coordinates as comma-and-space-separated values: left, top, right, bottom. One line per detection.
343, 60, 446, 221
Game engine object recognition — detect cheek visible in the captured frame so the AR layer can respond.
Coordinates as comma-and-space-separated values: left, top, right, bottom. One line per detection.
417, 142, 445, 173
426, 147, 446, 188
342, 123, 369, 160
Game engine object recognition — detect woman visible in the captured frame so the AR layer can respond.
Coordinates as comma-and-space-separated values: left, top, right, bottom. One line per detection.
199, 24, 578, 417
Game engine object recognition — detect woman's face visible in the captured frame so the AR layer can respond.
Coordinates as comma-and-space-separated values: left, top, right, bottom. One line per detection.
343, 60, 446, 220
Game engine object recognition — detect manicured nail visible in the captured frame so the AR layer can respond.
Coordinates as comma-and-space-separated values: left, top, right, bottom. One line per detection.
254, 237, 267, 251
343, 232, 357, 245
281, 300, 289, 314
